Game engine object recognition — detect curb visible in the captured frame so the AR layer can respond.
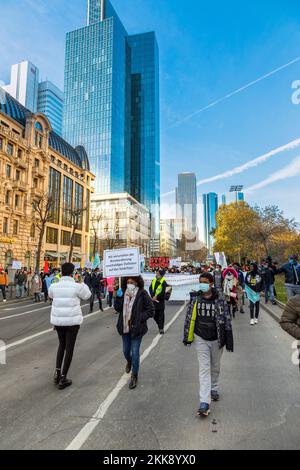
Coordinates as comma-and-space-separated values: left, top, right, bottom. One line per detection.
261, 302, 284, 324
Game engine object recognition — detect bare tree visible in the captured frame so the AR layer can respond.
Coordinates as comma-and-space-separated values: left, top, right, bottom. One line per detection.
90, 211, 104, 258
64, 207, 87, 263
32, 193, 54, 273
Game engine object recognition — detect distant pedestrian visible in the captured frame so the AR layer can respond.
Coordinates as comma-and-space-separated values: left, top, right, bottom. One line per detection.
222, 267, 239, 319
213, 265, 223, 292
32, 273, 42, 302
106, 277, 115, 307
262, 262, 276, 305
0, 268, 8, 302
149, 269, 167, 334
84, 268, 104, 313
183, 272, 234, 417
15, 270, 26, 298
114, 276, 154, 390
275, 255, 300, 300
49, 263, 91, 390
245, 263, 264, 325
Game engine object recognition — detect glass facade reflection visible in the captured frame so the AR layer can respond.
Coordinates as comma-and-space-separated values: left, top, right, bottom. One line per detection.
203, 193, 219, 254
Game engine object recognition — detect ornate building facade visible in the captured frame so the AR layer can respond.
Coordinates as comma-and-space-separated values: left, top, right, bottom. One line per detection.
0, 91, 94, 269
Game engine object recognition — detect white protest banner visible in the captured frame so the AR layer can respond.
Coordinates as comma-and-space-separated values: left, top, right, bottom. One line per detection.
103, 247, 141, 278
84, 261, 93, 269
214, 252, 228, 269
12, 261, 22, 270
143, 273, 200, 301
169, 258, 182, 269
74, 263, 81, 270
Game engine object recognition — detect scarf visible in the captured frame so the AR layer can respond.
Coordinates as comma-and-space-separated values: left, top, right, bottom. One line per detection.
123, 287, 139, 334
223, 275, 236, 297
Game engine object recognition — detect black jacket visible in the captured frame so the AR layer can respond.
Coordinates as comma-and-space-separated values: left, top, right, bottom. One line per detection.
275, 263, 300, 285
245, 272, 264, 293
115, 289, 155, 338
262, 268, 275, 287
149, 279, 167, 309
84, 273, 103, 290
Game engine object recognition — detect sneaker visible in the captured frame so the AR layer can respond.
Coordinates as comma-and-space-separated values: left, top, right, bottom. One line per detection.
197, 403, 211, 417
240, 308, 245, 314
129, 375, 138, 390
250, 319, 255, 325
211, 391, 220, 402
125, 361, 132, 374
254, 319, 259, 324
53, 369, 61, 385
159, 329, 165, 335
3, 299, 7, 303
58, 376, 72, 390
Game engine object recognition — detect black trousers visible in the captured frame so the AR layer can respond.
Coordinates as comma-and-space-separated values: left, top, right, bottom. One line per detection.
250, 301, 260, 319
154, 305, 165, 330
55, 325, 80, 376
90, 288, 103, 311
0, 285, 6, 300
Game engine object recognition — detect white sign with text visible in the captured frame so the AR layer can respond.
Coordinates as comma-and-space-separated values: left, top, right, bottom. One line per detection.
103, 247, 141, 278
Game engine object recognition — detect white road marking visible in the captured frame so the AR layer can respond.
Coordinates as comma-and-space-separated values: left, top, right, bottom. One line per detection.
65, 302, 187, 451
0, 307, 111, 352
0, 302, 92, 321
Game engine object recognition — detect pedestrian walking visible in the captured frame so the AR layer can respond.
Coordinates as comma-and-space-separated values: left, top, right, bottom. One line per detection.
15, 270, 26, 298
213, 265, 223, 292
183, 272, 234, 417
106, 277, 115, 307
26, 269, 33, 296
84, 268, 104, 313
149, 269, 167, 334
0, 268, 8, 302
245, 263, 264, 325
222, 267, 239, 318
262, 262, 276, 305
32, 273, 42, 302
49, 263, 91, 390
114, 276, 154, 390
280, 294, 300, 370
275, 255, 300, 300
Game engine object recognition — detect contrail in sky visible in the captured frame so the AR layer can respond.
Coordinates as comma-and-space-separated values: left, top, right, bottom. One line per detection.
245, 155, 300, 193
170, 56, 300, 127
161, 138, 300, 197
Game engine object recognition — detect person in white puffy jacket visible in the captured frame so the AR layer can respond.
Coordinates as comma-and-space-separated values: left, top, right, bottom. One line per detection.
49, 262, 91, 390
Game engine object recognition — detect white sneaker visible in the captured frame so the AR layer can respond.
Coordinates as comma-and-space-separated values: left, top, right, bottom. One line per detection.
3, 299, 7, 302
250, 319, 255, 325
254, 319, 258, 324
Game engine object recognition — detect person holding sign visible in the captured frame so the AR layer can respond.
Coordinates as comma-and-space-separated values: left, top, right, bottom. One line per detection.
114, 276, 154, 390
149, 269, 168, 335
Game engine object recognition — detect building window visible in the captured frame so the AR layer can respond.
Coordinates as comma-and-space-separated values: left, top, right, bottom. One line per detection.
35, 122, 43, 132
74, 233, 82, 247
5, 190, 10, 205
35, 158, 40, 168
62, 176, 73, 227
15, 194, 20, 208
3, 217, 8, 234
0, 137, 3, 150
46, 227, 58, 244
30, 224, 35, 238
86, 189, 90, 232
61, 230, 71, 246
74, 183, 84, 230
7, 142, 14, 156
34, 178, 38, 188
17, 149, 22, 159
5, 250, 13, 267
6, 164, 11, 178
16, 169, 21, 181
13, 220, 18, 235
49, 168, 61, 224
35, 132, 43, 148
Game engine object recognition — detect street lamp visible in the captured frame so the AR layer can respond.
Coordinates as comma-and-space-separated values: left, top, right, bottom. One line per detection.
230, 185, 244, 204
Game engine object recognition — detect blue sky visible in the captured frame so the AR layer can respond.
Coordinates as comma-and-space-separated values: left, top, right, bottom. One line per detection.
1, 0, 300, 223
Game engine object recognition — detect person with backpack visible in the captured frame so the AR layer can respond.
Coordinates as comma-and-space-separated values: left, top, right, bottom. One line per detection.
183, 272, 234, 417
245, 263, 265, 325
49, 263, 91, 390
149, 269, 168, 335
114, 276, 154, 390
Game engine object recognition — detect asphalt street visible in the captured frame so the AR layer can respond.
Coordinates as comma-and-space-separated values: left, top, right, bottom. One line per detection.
0, 297, 299, 450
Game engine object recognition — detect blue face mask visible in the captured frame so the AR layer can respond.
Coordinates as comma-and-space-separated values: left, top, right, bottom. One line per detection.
199, 283, 210, 293
290, 259, 297, 266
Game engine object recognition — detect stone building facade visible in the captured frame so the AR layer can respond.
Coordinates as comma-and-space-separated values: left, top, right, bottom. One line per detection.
0, 91, 94, 270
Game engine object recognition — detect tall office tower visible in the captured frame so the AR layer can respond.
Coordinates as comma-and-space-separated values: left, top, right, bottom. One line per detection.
3, 61, 39, 112
37, 81, 64, 136
63, 0, 160, 234
203, 193, 219, 253
126, 32, 160, 231
238, 192, 245, 202
222, 194, 227, 205
176, 173, 198, 239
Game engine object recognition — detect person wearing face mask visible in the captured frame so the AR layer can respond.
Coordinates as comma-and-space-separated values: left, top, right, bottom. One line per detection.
213, 265, 223, 292
183, 273, 234, 418
222, 267, 239, 319
149, 269, 168, 334
245, 263, 265, 325
275, 255, 300, 300
115, 276, 154, 390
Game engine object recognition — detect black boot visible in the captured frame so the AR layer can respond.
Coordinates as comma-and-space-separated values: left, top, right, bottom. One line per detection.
53, 369, 61, 385
58, 375, 72, 390
125, 361, 132, 374
129, 374, 138, 390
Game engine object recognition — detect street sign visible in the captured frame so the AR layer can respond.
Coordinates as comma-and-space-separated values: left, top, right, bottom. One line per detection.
103, 247, 141, 278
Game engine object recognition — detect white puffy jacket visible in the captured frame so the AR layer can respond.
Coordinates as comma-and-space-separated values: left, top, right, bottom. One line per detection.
49, 276, 91, 327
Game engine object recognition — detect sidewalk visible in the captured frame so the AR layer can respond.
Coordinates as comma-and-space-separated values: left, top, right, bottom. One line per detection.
261, 299, 285, 323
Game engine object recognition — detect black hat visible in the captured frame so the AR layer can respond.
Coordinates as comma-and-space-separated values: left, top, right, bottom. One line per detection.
158, 269, 166, 277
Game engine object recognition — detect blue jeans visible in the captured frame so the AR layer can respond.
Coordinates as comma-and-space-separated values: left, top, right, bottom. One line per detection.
265, 284, 275, 303
16, 284, 25, 298
122, 334, 143, 376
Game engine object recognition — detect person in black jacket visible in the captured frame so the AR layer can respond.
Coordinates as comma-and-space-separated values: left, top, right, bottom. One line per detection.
114, 276, 154, 390
149, 269, 167, 335
245, 263, 265, 325
84, 269, 104, 313
262, 262, 276, 305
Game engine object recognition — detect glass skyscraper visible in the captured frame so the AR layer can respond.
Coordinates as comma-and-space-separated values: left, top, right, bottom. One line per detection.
3, 61, 39, 112
63, 0, 160, 232
38, 81, 64, 136
176, 173, 198, 237
203, 193, 219, 253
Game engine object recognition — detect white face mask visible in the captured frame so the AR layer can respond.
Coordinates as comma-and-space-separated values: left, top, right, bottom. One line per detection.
226, 274, 234, 280
127, 284, 136, 292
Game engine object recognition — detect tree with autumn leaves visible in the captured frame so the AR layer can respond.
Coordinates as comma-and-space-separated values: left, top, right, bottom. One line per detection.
213, 202, 299, 263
